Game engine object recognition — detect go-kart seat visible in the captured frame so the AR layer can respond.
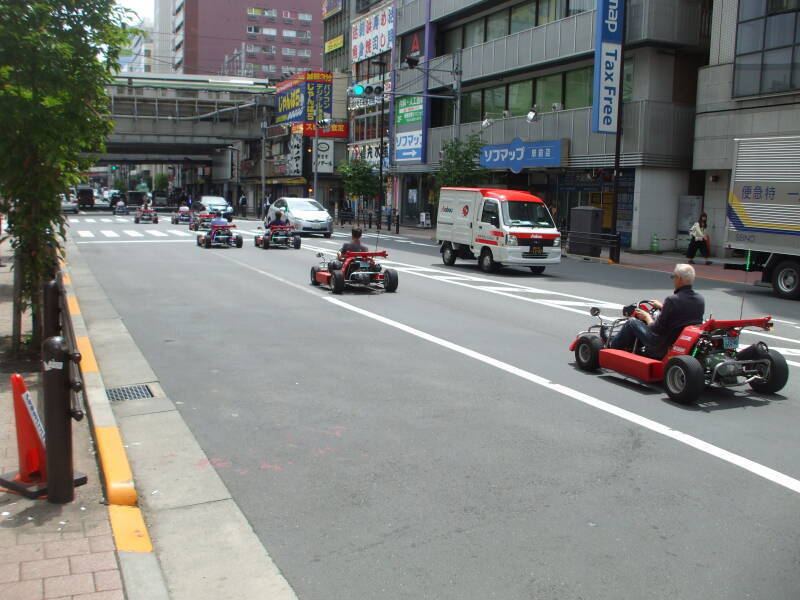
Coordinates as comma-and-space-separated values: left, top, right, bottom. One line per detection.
640, 319, 702, 359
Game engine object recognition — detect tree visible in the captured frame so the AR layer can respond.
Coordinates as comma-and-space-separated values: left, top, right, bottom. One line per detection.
154, 173, 169, 191
337, 159, 380, 201
0, 1, 130, 351
112, 177, 127, 192
435, 132, 490, 189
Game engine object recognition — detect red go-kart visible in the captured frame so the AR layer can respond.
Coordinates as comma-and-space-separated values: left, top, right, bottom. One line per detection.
570, 302, 788, 404
171, 209, 193, 225
254, 225, 301, 250
134, 206, 158, 224
196, 224, 243, 249
189, 211, 213, 231
311, 250, 398, 294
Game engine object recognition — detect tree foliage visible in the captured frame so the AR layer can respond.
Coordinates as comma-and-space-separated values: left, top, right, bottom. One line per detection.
154, 173, 169, 191
0, 1, 130, 344
337, 159, 380, 200
435, 132, 490, 189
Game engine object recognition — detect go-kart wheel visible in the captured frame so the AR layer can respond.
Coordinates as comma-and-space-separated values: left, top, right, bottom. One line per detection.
323, 232, 332, 239
204, 235, 212, 249
664, 355, 705, 405
235, 235, 243, 248
383, 268, 399, 292
442, 243, 456, 266
134, 217, 140, 224
749, 349, 789, 394
293, 235, 301, 249
262, 237, 270, 249
196, 235, 202, 246
479, 248, 500, 273
310, 266, 321, 286
153, 218, 159, 224
529, 266, 546, 275
330, 269, 345, 294
574, 335, 602, 371
254, 236, 259, 247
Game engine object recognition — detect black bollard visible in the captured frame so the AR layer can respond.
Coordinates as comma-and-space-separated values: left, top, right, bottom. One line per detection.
42, 337, 76, 503
43, 280, 61, 340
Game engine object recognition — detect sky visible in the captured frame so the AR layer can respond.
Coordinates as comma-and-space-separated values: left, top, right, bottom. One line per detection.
117, 0, 154, 22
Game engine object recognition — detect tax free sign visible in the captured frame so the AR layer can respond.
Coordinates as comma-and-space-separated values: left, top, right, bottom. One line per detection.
592, 0, 625, 134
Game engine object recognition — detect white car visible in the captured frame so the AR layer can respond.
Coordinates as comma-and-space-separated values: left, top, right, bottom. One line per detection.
267, 197, 332, 237
60, 193, 79, 214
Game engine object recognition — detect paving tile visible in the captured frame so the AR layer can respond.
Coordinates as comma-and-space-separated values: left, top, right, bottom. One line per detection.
0, 561, 19, 583
93, 569, 122, 591
44, 538, 90, 559
69, 551, 117, 574
82, 520, 111, 537
0, 578, 43, 599
88, 535, 114, 553
21, 557, 70, 580
44, 572, 94, 598
73, 590, 125, 600
0, 542, 44, 563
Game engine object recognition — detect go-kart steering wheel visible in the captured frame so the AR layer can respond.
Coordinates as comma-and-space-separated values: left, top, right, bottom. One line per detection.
637, 300, 658, 316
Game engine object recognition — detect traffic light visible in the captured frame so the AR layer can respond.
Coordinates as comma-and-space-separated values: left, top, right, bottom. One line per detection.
110, 165, 118, 171
348, 83, 384, 97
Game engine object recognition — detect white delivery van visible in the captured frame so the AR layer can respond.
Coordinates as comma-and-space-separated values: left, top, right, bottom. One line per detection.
436, 187, 561, 274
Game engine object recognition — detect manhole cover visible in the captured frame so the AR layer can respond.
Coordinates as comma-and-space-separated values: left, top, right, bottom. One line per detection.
106, 384, 153, 402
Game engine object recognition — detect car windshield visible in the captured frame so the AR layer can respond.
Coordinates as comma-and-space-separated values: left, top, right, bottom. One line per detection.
502, 201, 554, 228
288, 200, 324, 211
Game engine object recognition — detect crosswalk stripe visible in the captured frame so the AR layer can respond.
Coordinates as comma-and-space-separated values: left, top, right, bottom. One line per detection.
77, 231, 94, 238
145, 229, 167, 237
100, 218, 113, 223
123, 230, 144, 238
167, 229, 191, 237
115, 218, 128, 223
69, 218, 80, 223
100, 230, 119, 238
84, 218, 96, 223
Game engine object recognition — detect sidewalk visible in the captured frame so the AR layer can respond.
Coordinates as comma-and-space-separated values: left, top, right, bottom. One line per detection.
0, 247, 123, 600
614, 250, 759, 284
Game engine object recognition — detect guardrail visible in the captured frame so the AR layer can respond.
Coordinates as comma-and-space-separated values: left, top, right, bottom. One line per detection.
563, 230, 622, 264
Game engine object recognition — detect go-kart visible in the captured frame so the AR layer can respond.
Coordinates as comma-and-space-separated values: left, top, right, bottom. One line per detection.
134, 207, 158, 224
171, 209, 193, 225
254, 225, 301, 250
570, 301, 789, 405
311, 250, 398, 294
113, 203, 129, 216
189, 211, 213, 231
196, 224, 243, 249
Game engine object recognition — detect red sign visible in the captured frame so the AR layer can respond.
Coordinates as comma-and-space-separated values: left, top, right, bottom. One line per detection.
291, 122, 348, 138
275, 71, 333, 94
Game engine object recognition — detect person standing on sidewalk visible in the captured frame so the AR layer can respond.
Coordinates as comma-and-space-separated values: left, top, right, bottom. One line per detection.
687, 213, 712, 265
238, 192, 247, 217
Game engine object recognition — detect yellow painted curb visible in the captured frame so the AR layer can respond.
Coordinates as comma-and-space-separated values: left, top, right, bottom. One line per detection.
76, 336, 99, 373
95, 426, 138, 506
67, 296, 80, 315
108, 505, 153, 553
62, 273, 72, 285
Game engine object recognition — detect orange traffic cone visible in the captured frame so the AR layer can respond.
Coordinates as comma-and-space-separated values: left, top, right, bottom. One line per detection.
0, 374, 49, 498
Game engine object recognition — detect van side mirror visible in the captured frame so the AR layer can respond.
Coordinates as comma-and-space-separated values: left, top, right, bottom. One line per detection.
590, 307, 601, 317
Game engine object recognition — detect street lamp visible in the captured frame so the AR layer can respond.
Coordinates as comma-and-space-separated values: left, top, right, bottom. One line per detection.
227, 145, 241, 214
372, 58, 387, 230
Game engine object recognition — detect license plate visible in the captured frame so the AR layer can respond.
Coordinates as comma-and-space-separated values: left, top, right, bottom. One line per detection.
723, 336, 739, 350
529, 246, 543, 256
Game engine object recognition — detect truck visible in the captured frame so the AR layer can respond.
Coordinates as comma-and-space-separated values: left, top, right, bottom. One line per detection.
726, 136, 800, 299
76, 184, 95, 209
436, 187, 561, 274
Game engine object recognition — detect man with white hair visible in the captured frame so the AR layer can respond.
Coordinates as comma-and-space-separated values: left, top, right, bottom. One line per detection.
610, 263, 705, 354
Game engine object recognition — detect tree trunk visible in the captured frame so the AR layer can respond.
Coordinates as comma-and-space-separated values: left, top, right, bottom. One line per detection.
11, 250, 22, 357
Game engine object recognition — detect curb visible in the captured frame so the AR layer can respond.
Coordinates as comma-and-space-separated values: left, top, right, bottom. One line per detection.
60, 250, 170, 600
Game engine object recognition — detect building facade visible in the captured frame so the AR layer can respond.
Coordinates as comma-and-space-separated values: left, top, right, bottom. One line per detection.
390, 0, 711, 249
166, 0, 323, 77
694, 0, 800, 256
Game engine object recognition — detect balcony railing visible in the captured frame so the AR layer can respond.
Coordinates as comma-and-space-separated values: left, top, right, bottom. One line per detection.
420, 101, 695, 170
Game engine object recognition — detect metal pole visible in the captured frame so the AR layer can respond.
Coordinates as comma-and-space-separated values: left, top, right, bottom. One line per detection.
609, 5, 627, 265
43, 280, 60, 340
260, 124, 267, 220
453, 49, 462, 140
42, 336, 75, 504
377, 61, 386, 231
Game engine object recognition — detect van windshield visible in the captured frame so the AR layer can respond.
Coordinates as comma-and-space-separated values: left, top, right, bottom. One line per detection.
502, 202, 554, 228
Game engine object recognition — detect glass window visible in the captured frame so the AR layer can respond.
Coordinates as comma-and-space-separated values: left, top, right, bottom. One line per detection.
793, 46, 800, 86
480, 201, 499, 225
502, 202, 554, 228
484, 85, 506, 116
765, 12, 796, 47
535, 72, 562, 112
464, 19, 485, 48
283, 29, 297, 37
567, 0, 595, 16
734, 53, 763, 95
486, 11, 509, 39
444, 28, 462, 54
737, 19, 765, 54
510, 2, 536, 34
537, 0, 557, 25
762, 46, 792, 91
564, 67, 592, 109
739, 0, 766, 20
768, 0, 800, 13
623, 58, 634, 101
508, 80, 533, 116
462, 90, 483, 123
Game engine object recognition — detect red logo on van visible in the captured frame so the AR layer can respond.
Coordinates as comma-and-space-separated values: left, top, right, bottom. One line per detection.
462, 205, 469, 217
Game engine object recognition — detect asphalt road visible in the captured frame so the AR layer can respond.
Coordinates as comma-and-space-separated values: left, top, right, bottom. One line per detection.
70, 213, 800, 600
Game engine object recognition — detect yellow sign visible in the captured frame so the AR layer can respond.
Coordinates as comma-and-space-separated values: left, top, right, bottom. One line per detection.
324, 35, 344, 54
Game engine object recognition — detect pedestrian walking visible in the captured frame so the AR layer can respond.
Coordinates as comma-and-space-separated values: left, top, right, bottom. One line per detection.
687, 212, 712, 265
239, 192, 247, 217
262, 194, 271, 219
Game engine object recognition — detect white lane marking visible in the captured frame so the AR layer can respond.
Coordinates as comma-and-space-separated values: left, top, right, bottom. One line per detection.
771, 347, 800, 357
212, 250, 800, 496
115, 218, 128, 223
167, 229, 191, 237
789, 361, 800, 368
100, 230, 119, 238
123, 230, 144, 238
145, 229, 168, 237
76, 239, 195, 244
325, 297, 800, 496
83, 218, 96, 223
741, 330, 800, 345
100, 218, 113, 223
772, 318, 797, 325
69, 218, 80, 223
77, 231, 94, 238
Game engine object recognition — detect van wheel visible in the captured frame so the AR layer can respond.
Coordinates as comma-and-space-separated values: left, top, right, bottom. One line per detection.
479, 248, 499, 273
772, 260, 800, 299
442, 244, 456, 266
529, 266, 546, 275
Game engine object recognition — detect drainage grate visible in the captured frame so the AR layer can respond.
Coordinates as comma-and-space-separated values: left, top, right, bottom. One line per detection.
106, 384, 153, 403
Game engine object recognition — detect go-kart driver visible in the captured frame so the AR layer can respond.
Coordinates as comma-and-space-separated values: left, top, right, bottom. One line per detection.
610, 263, 705, 353
328, 228, 368, 271
267, 211, 288, 227
178, 203, 190, 213
209, 211, 229, 241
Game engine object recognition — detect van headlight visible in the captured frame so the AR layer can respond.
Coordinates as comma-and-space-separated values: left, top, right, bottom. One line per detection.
507, 235, 518, 246
553, 237, 561, 247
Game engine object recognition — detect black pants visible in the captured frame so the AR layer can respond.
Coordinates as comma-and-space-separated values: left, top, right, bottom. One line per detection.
687, 239, 709, 259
